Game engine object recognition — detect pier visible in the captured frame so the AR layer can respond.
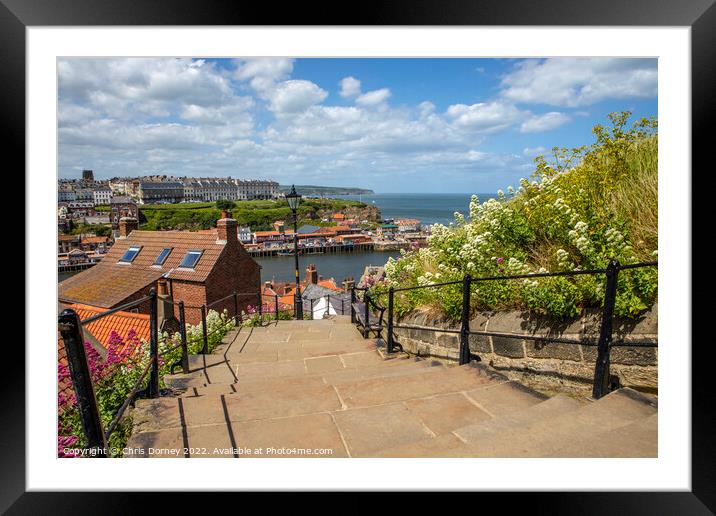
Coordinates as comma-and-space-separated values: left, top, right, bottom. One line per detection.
247, 241, 376, 258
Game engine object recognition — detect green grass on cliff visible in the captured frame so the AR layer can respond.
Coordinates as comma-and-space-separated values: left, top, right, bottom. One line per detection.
139, 198, 370, 231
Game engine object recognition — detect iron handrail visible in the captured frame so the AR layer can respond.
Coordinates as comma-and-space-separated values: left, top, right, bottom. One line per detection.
363, 260, 659, 399
389, 261, 658, 294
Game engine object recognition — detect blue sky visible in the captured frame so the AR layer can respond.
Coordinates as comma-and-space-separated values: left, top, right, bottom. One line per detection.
58, 58, 657, 193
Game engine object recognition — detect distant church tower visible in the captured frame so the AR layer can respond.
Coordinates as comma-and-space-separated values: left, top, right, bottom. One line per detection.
82, 169, 94, 182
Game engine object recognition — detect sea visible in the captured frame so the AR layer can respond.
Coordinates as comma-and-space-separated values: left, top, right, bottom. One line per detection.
58, 193, 497, 285
341, 192, 495, 226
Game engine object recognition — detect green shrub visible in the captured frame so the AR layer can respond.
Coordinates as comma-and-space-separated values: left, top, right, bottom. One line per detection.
380, 112, 658, 320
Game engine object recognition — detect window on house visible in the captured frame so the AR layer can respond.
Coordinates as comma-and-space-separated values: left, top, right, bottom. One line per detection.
154, 247, 172, 266
118, 246, 141, 263
179, 250, 203, 269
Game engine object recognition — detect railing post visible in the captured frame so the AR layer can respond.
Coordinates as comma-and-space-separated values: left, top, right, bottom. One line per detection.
310, 298, 314, 320
275, 294, 280, 320
387, 287, 395, 353
233, 291, 238, 325
363, 292, 370, 339
178, 301, 189, 373
200, 304, 208, 354
58, 308, 107, 457
341, 297, 345, 315
326, 294, 331, 316
459, 274, 472, 365
350, 287, 356, 323
592, 259, 620, 399
148, 288, 160, 398
257, 292, 263, 323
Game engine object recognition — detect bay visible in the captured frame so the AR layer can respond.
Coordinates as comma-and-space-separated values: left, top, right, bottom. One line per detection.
339, 192, 497, 226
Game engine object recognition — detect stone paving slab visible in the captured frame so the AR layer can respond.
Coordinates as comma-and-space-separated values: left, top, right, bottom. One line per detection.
223, 384, 342, 422
454, 394, 584, 443
455, 389, 654, 457
230, 413, 349, 458
404, 393, 492, 435
551, 413, 657, 458
235, 359, 308, 379
463, 381, 547, 417
332, 402, 435, 457
305, 355, 344, 374
372, 433, 471, 458
335, 367, 497, 408
186, 423, 234, 458
126, 427, 185, 458
133, 397, 182, 431
203, 363, 238, 384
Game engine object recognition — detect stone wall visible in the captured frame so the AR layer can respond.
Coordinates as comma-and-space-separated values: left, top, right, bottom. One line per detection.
392, 304, 657, 396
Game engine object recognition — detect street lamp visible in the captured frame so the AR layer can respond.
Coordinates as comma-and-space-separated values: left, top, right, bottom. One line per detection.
285, 185, 303, 319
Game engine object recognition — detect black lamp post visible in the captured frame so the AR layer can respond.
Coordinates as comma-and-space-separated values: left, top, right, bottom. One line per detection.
285, 185, 303, 319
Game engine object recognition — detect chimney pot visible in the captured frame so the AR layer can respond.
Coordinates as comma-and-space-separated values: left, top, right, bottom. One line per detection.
216, 212, 238, 245
118, 217, 138, 238
306, 264, 318, 284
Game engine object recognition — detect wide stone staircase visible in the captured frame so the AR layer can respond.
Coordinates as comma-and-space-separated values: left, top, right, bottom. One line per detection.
127, 316, 657, 458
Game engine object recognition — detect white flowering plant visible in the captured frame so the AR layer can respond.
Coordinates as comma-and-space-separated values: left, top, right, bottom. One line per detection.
378, 112, 658, 320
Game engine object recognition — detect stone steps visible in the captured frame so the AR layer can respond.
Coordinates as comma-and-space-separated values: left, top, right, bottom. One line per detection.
127, 317, 658, 458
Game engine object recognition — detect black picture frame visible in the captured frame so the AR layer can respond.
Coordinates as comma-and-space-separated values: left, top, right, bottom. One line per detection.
5, 0, 711, 510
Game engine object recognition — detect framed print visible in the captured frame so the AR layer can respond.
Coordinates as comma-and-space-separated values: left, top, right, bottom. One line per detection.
6, 0, 713, 509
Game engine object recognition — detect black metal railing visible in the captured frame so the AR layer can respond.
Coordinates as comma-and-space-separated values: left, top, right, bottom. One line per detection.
306, 294, 350, 320
58, 288, 253, 457
352, 259, 658, 399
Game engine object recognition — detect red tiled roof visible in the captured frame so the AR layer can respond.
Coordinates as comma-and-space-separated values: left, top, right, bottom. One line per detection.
58, 228, 239, 307
81, 236, 109, 244
58, 304, 150, 402
317, 279, 342, 292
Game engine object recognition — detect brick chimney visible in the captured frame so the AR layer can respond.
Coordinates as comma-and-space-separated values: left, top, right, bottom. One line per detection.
118, 217, 138, 239
306, 264, 318, 284
156, 278, 178, 333
216, 210, 238, 246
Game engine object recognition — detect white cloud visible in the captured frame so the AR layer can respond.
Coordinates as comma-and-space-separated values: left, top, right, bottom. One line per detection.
418, 101, 436, 118
523, 146, 547, 157
356, 88, 391, 108
500, 58, 657, 107
234, 58, 293, 82
520, 111, 570, 133
339, 76, 361, 98
267, 80, 328, 115
445, 101, 522, 133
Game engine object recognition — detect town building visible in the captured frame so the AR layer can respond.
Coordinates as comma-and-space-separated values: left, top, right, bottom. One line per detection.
110, 196, 139, 236
235, 179, 280, 200
395, 218, 421, 233
58, 186, 77, 202
238, 226, 252, 244
137, 181, 185, 204
92, 188, 112, 205
58, 213, 261, 324
377, 224, 398, 238
82, 169, 95, 182
75, 188, 95, 202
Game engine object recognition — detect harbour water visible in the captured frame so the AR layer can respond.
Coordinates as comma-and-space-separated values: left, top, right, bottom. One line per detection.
256, 250, 401, 284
